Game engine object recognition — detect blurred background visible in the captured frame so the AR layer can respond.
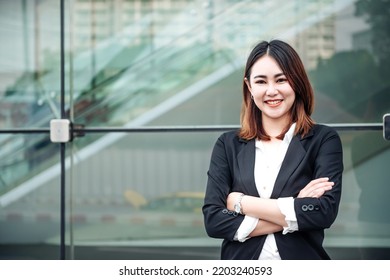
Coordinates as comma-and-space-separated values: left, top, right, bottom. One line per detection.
0, 0, 389, 259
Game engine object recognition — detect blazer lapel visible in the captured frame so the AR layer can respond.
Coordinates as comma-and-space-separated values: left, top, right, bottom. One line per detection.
271, 135, 306, 198
237, 139, 259, 196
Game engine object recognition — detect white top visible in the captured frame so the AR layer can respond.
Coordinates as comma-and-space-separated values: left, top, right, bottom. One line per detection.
234, 123, 298, 259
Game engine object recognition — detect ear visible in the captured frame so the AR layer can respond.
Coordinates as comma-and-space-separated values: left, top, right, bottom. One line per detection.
244, 77, 252, 92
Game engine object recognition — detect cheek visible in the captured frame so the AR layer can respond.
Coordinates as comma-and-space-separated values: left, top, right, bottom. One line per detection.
252, 98, 265, 111
249, 84, 265, 96
252, 92, 265, 106
285, 93, 295, 107
280, 84, 296, 100
288, 91, 296, 102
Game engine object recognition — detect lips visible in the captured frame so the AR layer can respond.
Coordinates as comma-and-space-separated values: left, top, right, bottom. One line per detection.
265, 99, 283, 107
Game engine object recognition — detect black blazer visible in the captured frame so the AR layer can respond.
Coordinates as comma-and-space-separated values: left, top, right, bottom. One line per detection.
203, 124, 343, 260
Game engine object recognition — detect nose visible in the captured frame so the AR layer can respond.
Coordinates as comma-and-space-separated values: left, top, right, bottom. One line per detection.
266, 83, 277, 95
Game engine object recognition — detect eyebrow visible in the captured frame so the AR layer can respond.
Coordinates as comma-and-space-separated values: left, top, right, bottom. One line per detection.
253, 73, 285, 79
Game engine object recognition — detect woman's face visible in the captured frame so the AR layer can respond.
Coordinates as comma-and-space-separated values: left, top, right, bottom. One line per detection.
246, 55, 295, 124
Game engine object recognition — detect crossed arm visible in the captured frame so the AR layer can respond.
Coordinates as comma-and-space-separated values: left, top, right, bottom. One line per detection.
226, 177, 334, 237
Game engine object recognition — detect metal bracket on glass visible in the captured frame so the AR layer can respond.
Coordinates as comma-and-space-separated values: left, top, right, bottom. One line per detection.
50, 119, 85, 143
50, 119, 71, 143
384, 113, 390, 141
71, 123, 85, 141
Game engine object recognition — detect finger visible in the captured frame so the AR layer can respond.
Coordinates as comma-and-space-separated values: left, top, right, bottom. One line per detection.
298, 178, 333, 198
308, 179, 333, 191
300, 182, 333, 198
311, 184, 334, 197
312, 181, 334, 191
304, 178, 329, 190
310, 177, 330, 186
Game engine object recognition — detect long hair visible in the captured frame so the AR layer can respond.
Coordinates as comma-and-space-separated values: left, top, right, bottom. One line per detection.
239, 40, 315, 140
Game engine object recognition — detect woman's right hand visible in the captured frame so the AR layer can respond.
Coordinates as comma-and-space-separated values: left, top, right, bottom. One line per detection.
298, 177, 334, 198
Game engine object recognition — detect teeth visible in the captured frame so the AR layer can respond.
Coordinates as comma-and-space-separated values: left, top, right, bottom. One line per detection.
267, 100, 281, 105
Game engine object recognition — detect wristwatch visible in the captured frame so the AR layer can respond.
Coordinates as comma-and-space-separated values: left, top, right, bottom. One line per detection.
234, 193, 245, 215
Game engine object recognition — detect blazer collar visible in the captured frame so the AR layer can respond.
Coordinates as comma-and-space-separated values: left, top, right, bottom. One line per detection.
271, 128, 315, 197
271, 135, 305, 198
237, 138, 259, 196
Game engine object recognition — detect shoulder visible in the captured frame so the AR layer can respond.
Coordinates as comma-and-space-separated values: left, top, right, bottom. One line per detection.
213, 129, 251, 151
307, 124, 340, 139
305, 124, 342, 151
217, 129, 241, 141
216, 129, 252, 145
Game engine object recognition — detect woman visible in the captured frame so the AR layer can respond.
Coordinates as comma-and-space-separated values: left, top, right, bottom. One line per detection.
202, 39, 343, 260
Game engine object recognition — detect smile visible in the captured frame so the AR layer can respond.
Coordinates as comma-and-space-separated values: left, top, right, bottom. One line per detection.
265, 99, 283, 106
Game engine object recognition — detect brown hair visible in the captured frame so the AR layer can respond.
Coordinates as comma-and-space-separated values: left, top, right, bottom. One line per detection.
239, 39, 315, 140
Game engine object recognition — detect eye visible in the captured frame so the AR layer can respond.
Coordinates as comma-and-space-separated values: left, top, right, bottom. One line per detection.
255, 80, 266, 84
277, 78, 287, 83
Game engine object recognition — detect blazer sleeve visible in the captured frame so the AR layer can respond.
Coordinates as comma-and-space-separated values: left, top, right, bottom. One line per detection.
294, 125, 344, 231
202, 132, 245, 240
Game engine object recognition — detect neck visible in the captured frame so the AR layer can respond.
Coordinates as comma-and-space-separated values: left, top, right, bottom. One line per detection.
262, 116, 290, 138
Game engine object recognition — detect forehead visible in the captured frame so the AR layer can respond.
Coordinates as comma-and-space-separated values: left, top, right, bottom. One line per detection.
250, 55, 283, 76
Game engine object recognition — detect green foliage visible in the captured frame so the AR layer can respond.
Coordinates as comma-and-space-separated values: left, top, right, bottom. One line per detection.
309, 0, 390, 122
355, 0, 390, 75
310, 50, 381, 118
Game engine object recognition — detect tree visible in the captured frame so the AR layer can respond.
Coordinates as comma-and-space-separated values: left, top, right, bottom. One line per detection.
310, 50, 382, 120
355, 0, 390, 77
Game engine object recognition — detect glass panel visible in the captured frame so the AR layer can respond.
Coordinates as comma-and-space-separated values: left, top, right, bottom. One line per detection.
0, 133, 58, 195
0, 0, 61, 129
63, 0, 388, 127
0, 0, 64, 219
0, 0, 65, 259
325, 130, 390, 259
67, 131, 219, 259
61, 130, 390, 259
0, 134, 62, 259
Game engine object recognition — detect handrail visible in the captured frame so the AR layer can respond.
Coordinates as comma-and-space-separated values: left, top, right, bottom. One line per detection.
0, 123, 384, 134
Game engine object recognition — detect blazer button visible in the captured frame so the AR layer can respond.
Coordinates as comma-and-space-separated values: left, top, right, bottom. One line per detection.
301, 205, 308, 211
222, 209, 228, 214
314, 206, 320, 211
308, 204, 314, 211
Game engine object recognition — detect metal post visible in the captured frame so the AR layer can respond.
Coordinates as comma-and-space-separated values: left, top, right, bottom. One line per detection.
60, 0, 66, 260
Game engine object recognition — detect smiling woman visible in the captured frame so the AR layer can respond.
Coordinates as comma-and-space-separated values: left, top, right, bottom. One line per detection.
240, 40, 315, 141
202, 40, 344, 260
